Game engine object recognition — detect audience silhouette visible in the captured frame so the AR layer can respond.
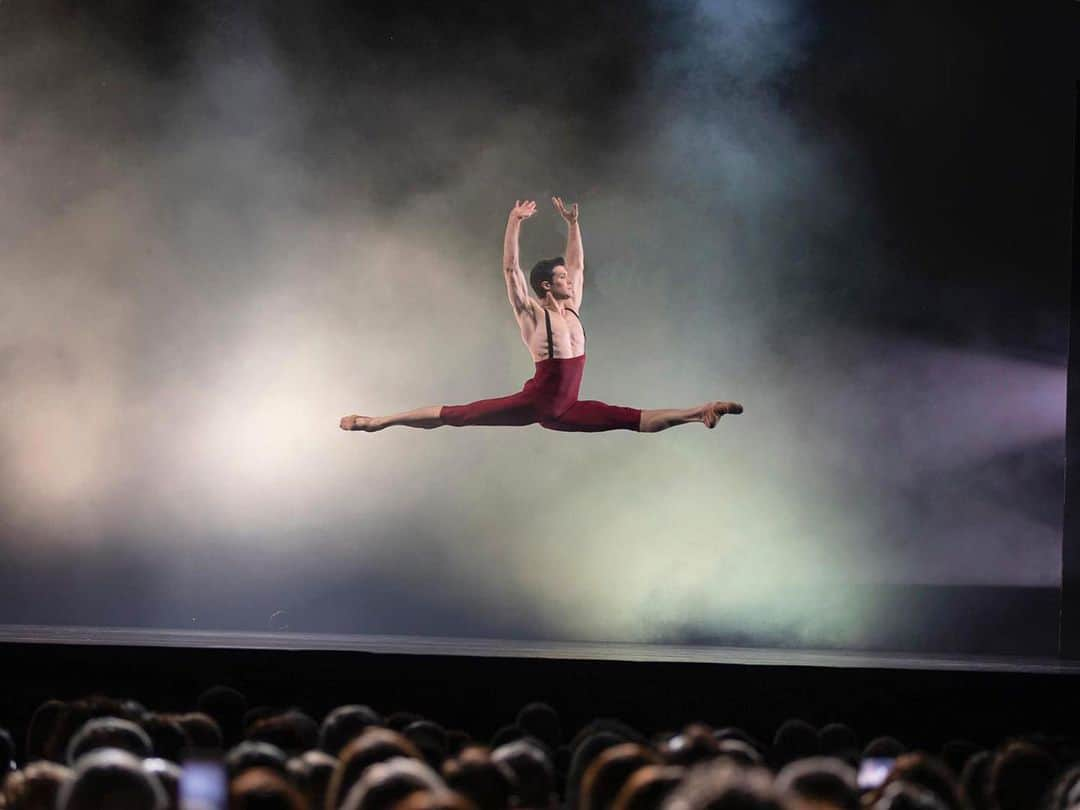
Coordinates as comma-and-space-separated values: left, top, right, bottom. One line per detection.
0, 687, 1075, 810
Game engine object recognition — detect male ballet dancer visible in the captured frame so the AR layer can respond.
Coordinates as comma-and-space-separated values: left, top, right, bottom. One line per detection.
340, 197, 742, 434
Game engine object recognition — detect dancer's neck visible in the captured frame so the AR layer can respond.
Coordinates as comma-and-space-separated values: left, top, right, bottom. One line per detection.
541, 295, 570, 314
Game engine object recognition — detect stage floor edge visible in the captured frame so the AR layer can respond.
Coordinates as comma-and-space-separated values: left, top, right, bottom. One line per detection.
1, 625, 1078, 674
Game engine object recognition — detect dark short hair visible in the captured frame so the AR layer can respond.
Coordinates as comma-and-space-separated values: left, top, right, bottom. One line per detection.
319, 704, 383, 757
990, 742, 1058, 810
327, 729, 422, 810
775, 757, 858, 810
516, 702, 562, 751
493, 738, 555, 809
530, 257, 566, 297
443, 746, 516, 810
66, 717, 153, 765
60, 749, 166, 810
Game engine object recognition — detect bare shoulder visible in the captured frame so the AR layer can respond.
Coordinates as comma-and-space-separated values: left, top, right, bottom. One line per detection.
514, 296, 541, 327
521, 296, 542, 318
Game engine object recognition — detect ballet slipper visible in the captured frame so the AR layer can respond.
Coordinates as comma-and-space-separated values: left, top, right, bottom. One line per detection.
702, 401, 743, 429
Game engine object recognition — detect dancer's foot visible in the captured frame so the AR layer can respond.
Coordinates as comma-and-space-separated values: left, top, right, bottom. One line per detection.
702, 401, 743, 428
340, 415, 381, 432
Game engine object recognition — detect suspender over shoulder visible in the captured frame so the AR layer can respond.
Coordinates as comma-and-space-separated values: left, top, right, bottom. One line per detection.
545, 309, 554, 359
543, 307, 585, 360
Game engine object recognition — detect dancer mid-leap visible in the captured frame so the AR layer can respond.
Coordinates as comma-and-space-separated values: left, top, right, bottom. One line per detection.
340, 198, 742, 434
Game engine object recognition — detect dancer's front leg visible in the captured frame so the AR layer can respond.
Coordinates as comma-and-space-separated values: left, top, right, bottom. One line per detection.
639, 401, 743, 433
340, 405, 444, 432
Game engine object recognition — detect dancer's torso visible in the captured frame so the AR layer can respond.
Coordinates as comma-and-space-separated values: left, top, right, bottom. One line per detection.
517, 305, 588, 417
518, 301, 586, 362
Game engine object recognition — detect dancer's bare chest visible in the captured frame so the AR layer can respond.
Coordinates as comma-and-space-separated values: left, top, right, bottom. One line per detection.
520, 306, 586, 361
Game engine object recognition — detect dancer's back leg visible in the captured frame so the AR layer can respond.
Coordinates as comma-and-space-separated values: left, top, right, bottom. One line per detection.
538, 400, 744, 433
540, 400, 643, 433
341, 390, 539, 432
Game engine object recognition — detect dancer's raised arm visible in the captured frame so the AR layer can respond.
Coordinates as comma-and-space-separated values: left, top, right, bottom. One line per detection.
504, 200, 537, 318
553, 196, 582, 310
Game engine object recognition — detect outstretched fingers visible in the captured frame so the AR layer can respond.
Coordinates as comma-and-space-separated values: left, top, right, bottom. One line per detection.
551, 196, 578, 223
512, 199, 537, 220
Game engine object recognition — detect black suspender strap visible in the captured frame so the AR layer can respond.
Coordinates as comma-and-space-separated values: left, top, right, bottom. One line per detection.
566, 308, 586, 344
544, 308, 586, 359
545, 309, 554, 359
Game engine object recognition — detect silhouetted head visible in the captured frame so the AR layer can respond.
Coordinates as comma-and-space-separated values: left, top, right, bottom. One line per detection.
959, 750, 992, 810
247, 710, 318, 757
2, 760, 73, 810
229, 766, 307, 810
175, 713, 223, 752
567, 732, 628, 810
988, 741, 1058, 810
530, 258, 572, 301
48, 697, 139, 764
872, 783, 949, 810
320, 705, 384, 758
516, 703, 563, 752
342, 757, 445, 810
139, 715, 190, 763
663, 726, 720, 768
880, 753, 963, 810
775, 757, 858, 810
225, 741, 290, 779
663, 762, 782, 810
580, 743, 661, 810
404, 721, 449, 771
196, 686, 248, 749
1046, 763, 1080, 810
770, 719, 820, 769
389, 790, 478, 810
287, 750, 338, 810
492, 739, 556, 810
142, 758, 181, 809
58, 749, 166, 810
442, 746, 516, 810
327, 729, 423, 810
66, 717, 153, 765
27, 700, 67, 763
612, 765, 684, 810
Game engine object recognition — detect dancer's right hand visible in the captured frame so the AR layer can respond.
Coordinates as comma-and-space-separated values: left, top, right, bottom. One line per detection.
509, 200, 537, 221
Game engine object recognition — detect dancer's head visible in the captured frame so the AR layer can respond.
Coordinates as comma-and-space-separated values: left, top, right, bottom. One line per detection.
530, 257, 572, 300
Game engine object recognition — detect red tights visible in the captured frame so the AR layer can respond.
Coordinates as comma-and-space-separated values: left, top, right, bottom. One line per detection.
439, 355, 641, 433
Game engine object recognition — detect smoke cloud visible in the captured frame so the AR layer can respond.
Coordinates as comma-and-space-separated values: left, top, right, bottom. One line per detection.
0, 1, 1064, 649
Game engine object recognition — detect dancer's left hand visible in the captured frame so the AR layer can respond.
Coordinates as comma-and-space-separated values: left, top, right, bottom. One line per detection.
552, 196, 578, 224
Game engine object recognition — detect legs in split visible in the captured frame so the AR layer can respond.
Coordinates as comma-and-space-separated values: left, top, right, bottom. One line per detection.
340, 398, 743, 433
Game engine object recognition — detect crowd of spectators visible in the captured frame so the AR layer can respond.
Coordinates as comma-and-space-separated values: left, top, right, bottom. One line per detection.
1, 687, 1077, 810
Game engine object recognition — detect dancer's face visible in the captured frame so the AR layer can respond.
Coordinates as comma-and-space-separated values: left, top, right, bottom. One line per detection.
546, 266, 573, 300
